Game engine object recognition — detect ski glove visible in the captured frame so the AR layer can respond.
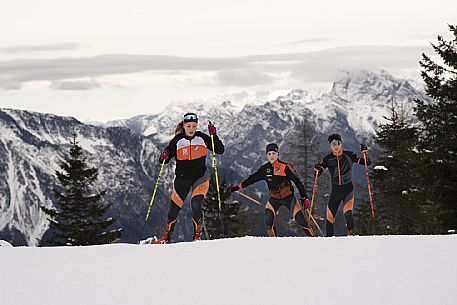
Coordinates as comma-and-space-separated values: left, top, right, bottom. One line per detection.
160, 150, 168, 162
208, 122, 217, 135
314, 163, 324, 177
227, 185, 240, 193
301, 198, 310, 210
360, 144, 368, 153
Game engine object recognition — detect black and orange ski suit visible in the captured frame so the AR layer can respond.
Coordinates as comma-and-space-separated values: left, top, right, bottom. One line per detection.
162, 131, 224, 235
239, 160, 312, 236
319, 150, 371, 236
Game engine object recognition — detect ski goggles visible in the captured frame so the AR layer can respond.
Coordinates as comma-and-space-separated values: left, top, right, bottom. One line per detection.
330, 140, 342, 147
183, 114, 198, 123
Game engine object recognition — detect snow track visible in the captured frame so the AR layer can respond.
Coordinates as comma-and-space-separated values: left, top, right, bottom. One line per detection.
0, 235, 455, 305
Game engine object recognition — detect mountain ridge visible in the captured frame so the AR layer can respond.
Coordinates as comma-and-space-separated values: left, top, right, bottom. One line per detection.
0, 69, 430, 245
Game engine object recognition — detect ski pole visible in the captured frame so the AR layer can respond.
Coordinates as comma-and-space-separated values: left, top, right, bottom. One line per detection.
144, 159, 166, 222
236, 191, 262, 206
139, 158, 166, 242
306, 209, 324, 237
209, 124, 222, 213
308, 169, 319, 222
209, 122, 224, 235
362, 150, 375, 219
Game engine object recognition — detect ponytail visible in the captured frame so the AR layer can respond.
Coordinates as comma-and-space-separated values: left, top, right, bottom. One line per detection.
175, 120, 184, 135
175, 112, 198, 135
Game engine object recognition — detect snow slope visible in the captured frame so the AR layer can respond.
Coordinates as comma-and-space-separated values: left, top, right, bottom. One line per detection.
1, 235, 456, 305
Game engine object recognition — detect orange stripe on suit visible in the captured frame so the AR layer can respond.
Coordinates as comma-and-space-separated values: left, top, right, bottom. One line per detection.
191, 179, 209, 198
343, 196, 354, 213
171, 186, 184, 207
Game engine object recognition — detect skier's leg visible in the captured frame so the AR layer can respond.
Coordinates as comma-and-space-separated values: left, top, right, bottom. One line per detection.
190, 175, 209, 240
342, 184, 355, 235
167, 180, 189, 226
156, 179, 191, 243
288, 196, 313, 236
265, 199, 279, 237
326, 189, 340, 237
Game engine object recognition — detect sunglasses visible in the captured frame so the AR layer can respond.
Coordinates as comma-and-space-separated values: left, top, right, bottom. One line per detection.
330, 140, 342, 147
183, 114, 198, 122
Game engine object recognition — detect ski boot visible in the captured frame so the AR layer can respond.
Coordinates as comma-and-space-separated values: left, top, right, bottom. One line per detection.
153, 231, 172, 244
347, 229, 355, 236
192, 219, 203, 241
152, 219, 176, 244
266, 225, 277, 237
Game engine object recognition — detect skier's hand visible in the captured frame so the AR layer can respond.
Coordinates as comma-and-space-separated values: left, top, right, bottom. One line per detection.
314, 163, 324, 177
160, 150, 168, 162
227, 185, 240, 193
208, 121, 217, 135
301, 198, 310, 209
360, 144, 368, 153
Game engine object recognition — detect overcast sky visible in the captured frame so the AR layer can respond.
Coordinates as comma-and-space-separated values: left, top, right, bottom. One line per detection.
0, 0, 455, 121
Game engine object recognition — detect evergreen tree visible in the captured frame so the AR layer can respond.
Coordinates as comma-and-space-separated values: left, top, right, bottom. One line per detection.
283, 115, 321, 186
41, 133, 122, 246
283, 115, 327, 234
415, 24, 457, 231
357, 102, 441, 235
202, 175, 249, 239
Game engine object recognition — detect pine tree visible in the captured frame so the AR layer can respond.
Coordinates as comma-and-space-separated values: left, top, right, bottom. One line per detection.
283, 115, 321, 186
202, 175, 249, 239
357, 102, 441, 235
41, 133, 122, 246
415, 24, 457, 231
282, 115, 327, 232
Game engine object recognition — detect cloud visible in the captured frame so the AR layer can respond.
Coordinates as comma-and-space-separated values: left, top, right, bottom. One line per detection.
50, 79, 101, 90
0, 54, 247, 89
0, 45, 427, 90
0, 43, 82, 54
215, 69, 275, 87
287, 45, 425, 83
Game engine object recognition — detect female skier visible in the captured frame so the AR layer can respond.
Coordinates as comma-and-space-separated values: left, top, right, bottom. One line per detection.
153, 113, 224, 243
229, 143, 313, 237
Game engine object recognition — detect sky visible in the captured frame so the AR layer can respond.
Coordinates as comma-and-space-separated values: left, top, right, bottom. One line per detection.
0, 0, 455, 121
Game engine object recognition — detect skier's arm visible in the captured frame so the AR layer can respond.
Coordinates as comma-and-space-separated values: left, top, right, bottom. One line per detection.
160, 137, 177, 164
285, 164, 308, 199
314, 156, 328, 177
228, 167, 264, 192
321, 156, 329, 169
202, 132, 225, 155
356, 154, 371, 166
240, 167, 265, 189
349, 147, 371, 166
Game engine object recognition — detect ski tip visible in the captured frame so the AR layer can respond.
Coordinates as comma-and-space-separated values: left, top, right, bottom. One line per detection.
139, 236, 158, 245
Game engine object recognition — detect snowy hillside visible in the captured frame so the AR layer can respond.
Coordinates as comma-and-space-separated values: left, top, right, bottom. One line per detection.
0, 109, 170, 245
1, 235, 456, 305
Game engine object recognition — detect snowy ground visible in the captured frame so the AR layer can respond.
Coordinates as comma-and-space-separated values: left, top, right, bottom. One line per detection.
1, 235, 456, 305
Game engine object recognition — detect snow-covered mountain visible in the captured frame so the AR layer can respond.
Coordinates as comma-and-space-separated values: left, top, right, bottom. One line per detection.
0, 110, 173, 245
108, 69, 425, 140
0, 70, 430, 245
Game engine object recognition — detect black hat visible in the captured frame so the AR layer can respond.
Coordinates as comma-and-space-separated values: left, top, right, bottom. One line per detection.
266, 143, 279, 154
183, 113, 198, 123
328, 133, 342, 143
